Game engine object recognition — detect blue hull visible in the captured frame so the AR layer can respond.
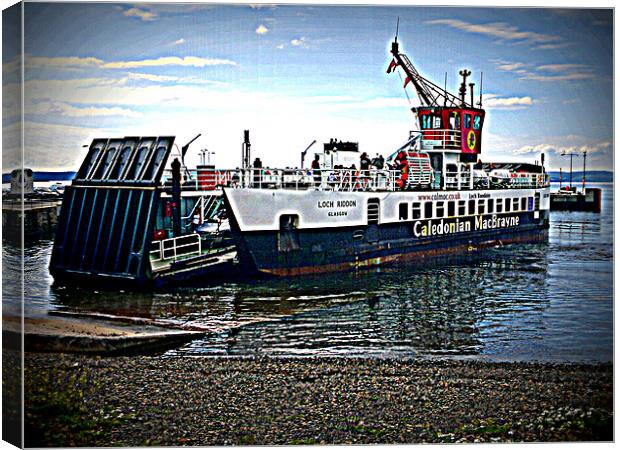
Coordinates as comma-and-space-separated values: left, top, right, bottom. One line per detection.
228, 209, 550, 276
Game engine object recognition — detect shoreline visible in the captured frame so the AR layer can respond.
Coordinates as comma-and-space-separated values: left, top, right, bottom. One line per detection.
24, 353, 612, 446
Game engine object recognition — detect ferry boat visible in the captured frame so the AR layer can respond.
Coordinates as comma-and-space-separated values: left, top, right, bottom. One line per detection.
49, 34, 550, 286
222, 36, 551, 276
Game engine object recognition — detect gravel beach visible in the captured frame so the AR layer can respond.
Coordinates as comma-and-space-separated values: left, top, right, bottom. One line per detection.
24, 354, 612, 446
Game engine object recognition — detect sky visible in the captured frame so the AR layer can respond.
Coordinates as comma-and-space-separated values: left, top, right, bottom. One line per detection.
2, 2, 614, 172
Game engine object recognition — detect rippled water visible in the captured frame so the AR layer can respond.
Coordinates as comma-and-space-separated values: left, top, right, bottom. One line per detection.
3, 183, 613, 362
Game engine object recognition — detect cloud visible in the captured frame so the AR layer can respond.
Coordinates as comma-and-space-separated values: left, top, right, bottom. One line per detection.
255, 24, 269, 35
492, 59, 595, 83
427, 19, 562, 46
515, 140, 611, 156
123, 7, 157, 21
537, 64, 589, 72
535, 43, 572, 50
24, 54, 237, 72
102, 56, 236, 69
291, 37, 308, 48
174, 38, 186, 45
276, 44, 285, 50
26, 55, 104, 69
3, 121, 121, 171
496, 62, 525, 72
28, 100, 141, 118
482, 94, 533, 109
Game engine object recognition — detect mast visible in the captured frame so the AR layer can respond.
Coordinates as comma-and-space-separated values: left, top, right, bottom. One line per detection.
388, 29, 465, 108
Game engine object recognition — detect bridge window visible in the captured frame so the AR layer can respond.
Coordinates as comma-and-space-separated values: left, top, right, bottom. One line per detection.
412, 202, 422, 219
464, 114, 472, 129
399, 203, 408, 220
421, 115, 431, 129
473, 116, 481, 130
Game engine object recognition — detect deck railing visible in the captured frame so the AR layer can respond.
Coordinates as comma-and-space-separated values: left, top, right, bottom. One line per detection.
419, 129, 462, 151
150, 234, 201, 263
163, 166, 549, 193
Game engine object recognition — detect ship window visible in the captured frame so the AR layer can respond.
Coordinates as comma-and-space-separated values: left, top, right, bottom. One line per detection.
505, 198, 511, 212
399, 203, 408, 220
458, 200, 466, 216
436, 201, 445, 218
513, 198, 520, 211
496, 198, 503, 213
521, 197, 527, 211
433, 116, 442, 129
464, 114, 472, 129
424, 202, 433, 219
421, 115, 431, 129
412, 202, 422, 219
447, 201, 455, 217
473, 116, 481, 130
468, 199, 475, 215
487, 198, 495, 214
528, 196, 534, 210
477, 199, 485, 215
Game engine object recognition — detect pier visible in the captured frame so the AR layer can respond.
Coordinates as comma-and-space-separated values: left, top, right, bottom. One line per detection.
2, 198, 62, 239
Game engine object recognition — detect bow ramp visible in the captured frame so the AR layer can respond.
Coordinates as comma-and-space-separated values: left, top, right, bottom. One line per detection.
50, 136, 174, 285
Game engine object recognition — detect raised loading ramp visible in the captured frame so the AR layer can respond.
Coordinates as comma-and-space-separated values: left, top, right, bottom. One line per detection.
50, 136, 174, 285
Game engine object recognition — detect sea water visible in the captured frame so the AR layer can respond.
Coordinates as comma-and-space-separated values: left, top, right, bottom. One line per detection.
3, 183, 613, 362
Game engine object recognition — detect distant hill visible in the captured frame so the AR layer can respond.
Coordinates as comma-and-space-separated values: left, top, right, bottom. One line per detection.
2, 171, 76, 183
547, 171, 613, 183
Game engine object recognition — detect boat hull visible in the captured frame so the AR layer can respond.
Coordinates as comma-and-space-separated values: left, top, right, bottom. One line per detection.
224, 186, 550, 276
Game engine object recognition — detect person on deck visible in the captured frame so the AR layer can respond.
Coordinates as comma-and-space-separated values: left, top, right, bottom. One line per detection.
253, 157, 262, 187
311, 155, 321, 187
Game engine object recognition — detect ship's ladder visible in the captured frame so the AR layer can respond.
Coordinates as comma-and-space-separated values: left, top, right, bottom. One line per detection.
405, 152, 433, 187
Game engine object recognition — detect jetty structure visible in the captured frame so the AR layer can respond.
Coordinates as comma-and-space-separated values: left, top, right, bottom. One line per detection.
49, 33, 550, 285
550, 151, 602, 213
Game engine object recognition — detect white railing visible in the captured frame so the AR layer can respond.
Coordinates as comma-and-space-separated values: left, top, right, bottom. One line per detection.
161, 162, 549, 193
419, 129, 462, 150
445, 170, 473, 190
150, 234, 201, 263
162, 169, 233, 190
230, 168, 402, 192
